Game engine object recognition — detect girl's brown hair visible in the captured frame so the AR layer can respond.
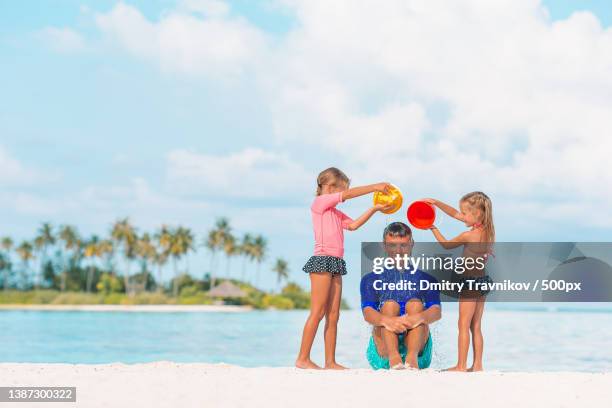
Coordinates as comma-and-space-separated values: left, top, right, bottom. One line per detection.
316, 167, 350, 195
460, 191, 495, 243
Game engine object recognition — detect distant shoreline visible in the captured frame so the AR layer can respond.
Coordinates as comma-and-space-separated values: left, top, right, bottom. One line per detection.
0, 304, 253, 313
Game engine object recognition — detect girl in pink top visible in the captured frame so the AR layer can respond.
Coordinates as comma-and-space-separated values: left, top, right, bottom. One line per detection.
295, 167, 393, 369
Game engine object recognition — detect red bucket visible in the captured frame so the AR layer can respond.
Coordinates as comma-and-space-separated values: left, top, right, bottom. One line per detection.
407, 201, 436, 229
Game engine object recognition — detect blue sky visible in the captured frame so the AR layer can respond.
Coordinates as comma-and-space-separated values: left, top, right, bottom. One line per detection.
1, 0, 611, 306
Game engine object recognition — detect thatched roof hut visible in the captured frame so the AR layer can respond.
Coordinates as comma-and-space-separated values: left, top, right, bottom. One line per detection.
207, 281, 246, 298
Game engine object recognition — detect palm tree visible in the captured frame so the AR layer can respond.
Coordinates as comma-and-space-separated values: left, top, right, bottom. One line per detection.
272, 258, 289, 292
135, 233, 157, 292
111, 218, 137, 294
204, 230, 221, 288
155, 226, 173, 293
1, 237, 13, 290
34, 223, 55, 289
58, 225, 79, 292
239, 233, 254, 282
222, 233, 237, 278
15, 241, 35, 289
83, 235, 101, 293
168, 226, 195, 297
153, 249, 168, 293
205, 218, 231, 288
0, 252, 12, 291
252, 235, 267, 288
98, 239, 115, 274
0, 237, 12, 252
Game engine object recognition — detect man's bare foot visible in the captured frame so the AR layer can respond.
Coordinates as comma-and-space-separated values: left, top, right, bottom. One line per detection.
295, 359, 323, 369
388, 355, 403, 369
405, 354, 419, 370
468, 365, 483, 372
324, 362, 348, 370
443, 365, 468, 372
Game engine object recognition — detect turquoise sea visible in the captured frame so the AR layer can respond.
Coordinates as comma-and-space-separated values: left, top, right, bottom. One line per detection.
1, 304, 611, 372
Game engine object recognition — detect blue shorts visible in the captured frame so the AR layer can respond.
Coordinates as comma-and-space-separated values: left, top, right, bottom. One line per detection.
366, 333, 433, 370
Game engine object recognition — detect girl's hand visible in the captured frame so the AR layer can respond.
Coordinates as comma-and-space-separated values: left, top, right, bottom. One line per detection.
374, 203, 395, 212
420, 198, 437, 205
374, 182, 392, 194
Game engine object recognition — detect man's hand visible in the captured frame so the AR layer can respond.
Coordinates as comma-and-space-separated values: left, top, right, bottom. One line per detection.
400, 314, 425, 329
381, 316, 407, 333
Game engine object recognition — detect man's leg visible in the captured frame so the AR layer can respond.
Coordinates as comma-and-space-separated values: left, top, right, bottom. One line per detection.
403, 299, 429, 369
380, 301, 403, 368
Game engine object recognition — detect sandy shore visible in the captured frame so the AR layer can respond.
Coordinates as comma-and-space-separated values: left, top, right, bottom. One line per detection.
0, 304, 252, 312
0, 363, 609, 408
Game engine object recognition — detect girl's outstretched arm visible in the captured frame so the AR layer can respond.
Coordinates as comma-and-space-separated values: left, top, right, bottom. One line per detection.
342, 182, 391, 201
430, 227, 472, 249
346, 204, 391, 231
422, 198, 465, 222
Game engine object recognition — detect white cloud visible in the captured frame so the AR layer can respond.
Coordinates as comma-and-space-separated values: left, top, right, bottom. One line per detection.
34, 0, 612, 230
179, 0, 230, 17
165, 148, 311, 199
94, 2, 267, 77
262, 0, 612, 223
38, 27, 85, 53
0, 146, 50, 186
0, 178, 213, 232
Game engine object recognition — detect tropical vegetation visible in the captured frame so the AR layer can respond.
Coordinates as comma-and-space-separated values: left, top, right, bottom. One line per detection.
0, 218, 322, 310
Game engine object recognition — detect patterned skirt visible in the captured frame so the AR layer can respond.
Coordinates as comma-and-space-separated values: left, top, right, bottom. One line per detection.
302, 255, 347, 276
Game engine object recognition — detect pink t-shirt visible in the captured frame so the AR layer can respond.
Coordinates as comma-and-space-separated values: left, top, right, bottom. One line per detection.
310, 192, 354, 258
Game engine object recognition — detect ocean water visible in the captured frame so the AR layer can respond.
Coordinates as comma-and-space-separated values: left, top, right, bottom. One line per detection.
1, 305, 611, 372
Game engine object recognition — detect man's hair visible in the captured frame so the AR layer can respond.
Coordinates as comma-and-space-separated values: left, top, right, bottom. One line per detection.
382, 222, 412, 242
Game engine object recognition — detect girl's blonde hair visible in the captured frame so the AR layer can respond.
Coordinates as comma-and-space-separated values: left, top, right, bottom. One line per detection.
460, 191, 495, 243
316, 167, 350, 195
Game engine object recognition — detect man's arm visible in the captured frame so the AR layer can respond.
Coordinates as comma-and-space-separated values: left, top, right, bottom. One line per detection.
401, 305, 442, 328
362, 307, 408, 333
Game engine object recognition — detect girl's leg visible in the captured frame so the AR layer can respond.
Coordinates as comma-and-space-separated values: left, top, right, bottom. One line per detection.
445, 298, 476, 372
469, 297, 486, 372
323, 274, 346, 369
295, 272, 332, 369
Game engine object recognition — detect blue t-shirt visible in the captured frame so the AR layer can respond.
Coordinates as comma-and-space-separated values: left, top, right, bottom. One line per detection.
360, 266, 441, 315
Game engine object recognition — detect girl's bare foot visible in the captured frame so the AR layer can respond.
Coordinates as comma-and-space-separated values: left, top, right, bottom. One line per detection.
443, 365, 468, 372
324, 362, 348, 370
468, 365, 483, 372
295, 359, 323, 369
390, 363, 406, 370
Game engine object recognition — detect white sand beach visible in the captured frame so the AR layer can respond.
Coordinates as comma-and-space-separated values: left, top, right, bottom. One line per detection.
0, 304, 252, 312
0, 363, 609, 408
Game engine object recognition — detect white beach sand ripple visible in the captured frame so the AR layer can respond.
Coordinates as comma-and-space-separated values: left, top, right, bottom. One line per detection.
0, 362, 609, 408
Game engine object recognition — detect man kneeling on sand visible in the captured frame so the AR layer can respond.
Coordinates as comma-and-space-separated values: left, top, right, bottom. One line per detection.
360, 222, 442, 370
